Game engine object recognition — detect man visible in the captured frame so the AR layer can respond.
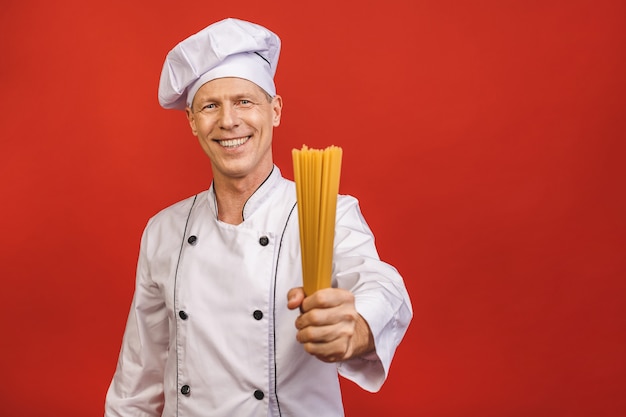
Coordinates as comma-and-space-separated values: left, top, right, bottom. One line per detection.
105, 18, 412, 417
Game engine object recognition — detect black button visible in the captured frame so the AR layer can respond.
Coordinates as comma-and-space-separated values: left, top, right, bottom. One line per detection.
179, 310, 188, 320
259, 236, 269, 246
188, 235, 197, 245
181, 385, 190, 395
254, 390, 264, 400
253, 310, 263, 320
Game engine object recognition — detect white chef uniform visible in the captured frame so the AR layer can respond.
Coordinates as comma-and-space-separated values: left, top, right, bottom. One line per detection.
105, 167, 412, 416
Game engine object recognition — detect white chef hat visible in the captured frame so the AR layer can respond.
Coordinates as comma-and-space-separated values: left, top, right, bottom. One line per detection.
158, 18, 281, 110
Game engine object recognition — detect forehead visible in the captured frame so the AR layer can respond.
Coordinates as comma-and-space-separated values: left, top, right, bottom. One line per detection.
193, 77, 267, 101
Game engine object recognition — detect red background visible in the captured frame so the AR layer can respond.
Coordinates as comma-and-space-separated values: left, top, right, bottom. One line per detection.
1, 1, 625, 416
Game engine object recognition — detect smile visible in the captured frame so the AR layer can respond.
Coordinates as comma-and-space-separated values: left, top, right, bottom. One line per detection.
218, 136, 250, 148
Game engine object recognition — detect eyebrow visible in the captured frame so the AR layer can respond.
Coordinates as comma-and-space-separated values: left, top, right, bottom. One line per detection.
230, 93, 256, 101
195, 92, 258, 103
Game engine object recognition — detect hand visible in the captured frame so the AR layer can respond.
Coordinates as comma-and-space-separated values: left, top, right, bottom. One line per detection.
287, 287, 375, 363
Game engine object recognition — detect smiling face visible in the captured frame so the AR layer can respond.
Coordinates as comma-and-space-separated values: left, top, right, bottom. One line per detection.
186, 77, 282, 185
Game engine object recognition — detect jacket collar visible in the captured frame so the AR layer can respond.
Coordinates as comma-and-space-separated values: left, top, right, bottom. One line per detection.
207, 165, 282, 222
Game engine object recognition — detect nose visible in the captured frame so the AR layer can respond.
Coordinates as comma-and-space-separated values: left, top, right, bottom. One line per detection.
219, 104, 239, 129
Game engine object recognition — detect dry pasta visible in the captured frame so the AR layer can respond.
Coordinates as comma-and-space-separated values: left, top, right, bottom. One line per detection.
292, 145, 343, 296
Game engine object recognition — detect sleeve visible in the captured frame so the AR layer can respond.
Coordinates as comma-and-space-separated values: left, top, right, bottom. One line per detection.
104, 222, 169, 417
332, 196, 413, 393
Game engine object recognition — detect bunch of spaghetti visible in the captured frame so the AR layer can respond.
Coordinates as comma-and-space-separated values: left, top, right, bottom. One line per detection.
292, 145, 343, 296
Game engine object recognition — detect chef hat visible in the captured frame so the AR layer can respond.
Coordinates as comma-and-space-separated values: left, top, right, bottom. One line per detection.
158, 18, 281, 110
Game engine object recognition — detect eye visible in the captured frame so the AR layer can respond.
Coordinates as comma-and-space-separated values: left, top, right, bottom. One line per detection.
238, 99, 253, 107
199, 103, 217, 113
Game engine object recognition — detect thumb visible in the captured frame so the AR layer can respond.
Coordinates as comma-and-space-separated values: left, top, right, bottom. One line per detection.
287, 287, 305, 310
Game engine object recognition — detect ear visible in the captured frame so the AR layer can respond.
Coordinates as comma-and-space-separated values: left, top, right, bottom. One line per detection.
185, 107, 198, 136
271, 95, 283, 127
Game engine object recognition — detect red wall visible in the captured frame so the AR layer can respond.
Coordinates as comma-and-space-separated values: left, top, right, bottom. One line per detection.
1, 1, 625, 416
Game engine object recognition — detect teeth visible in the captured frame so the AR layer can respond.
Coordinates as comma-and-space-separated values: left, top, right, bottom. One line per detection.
219, 137, 249, 148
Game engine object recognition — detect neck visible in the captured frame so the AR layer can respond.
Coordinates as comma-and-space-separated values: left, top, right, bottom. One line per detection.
212, 166, 273, 225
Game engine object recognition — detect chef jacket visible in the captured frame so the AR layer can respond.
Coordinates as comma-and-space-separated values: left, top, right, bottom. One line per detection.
105, 166, 412, 417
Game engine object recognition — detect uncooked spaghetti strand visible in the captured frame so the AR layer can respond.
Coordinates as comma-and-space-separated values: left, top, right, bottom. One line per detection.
292, 148, 307, 280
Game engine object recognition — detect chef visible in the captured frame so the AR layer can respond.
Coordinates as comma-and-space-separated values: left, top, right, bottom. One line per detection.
105, 17, 412, 417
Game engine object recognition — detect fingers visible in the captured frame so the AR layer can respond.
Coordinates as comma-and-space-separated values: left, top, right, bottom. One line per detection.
301, 337, 352, 363
293, 288, 361, 362
288, 287, 354, 312
288, 287, 373, 362
296, 322, 354, 346
300, 287, 354, 313
295, 302, 358, 331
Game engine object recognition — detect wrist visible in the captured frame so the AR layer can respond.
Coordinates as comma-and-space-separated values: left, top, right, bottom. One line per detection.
347, 314, 375, 359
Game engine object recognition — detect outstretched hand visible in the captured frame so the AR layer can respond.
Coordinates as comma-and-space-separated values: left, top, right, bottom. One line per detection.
287, 287, 375, 363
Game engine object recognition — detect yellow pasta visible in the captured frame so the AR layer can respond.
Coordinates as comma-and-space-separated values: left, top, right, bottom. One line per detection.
292, 145, 343, 296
